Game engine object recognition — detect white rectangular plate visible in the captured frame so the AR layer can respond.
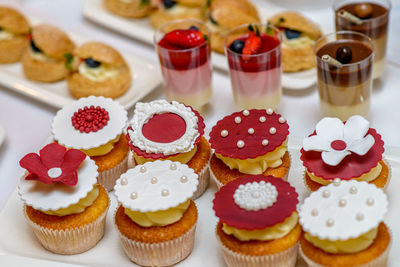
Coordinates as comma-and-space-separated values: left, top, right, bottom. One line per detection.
0, 22, 162, 109
83, 0, 320, 90
0, 139, 399, 266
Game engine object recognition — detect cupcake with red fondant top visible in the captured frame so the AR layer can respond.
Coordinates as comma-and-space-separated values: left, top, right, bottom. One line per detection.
52, 96, 129, 191
126, 99, 210, 199
209, 108, 290, 188
19, 143, 109, 254
301, 115, 390, 191
213, 175, 301, 267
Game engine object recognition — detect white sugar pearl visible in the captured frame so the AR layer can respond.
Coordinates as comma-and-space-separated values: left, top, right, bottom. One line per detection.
266, 109, 273, 115
350, 186, 358, 194
243, 110, 250, 116
161, 189, 169, 197
259, 116, 266, 123
151, 177, 158, 184
180, 175, 188, 183
140, 166, 146, 173
339, 199, 347, 207
248, 128, 254, 134
235, 116, 241, 124
333, 178, 341, 186
356, 213, 364, 221
311, 209, 318, 216
221, 130, 228, 137
366, 197, 375, 206
237, 140, 245, 148
269, 127, 276, 134
322, 190, 330, 198
130, 192, 138, 199
251, 191, 261, 198
326, 218, 334, 227
262, 139, 269, 146
170, 163, 177, 170
120, 178, 128, 186
279, 117, 286, 123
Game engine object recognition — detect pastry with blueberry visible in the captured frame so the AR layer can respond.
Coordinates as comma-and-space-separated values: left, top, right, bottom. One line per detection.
149, 0, 206, 29
0, 6, 30, 63
66, 42, 131, 99
22, 24, 75, 82
104, 0, 151, 18
268, 11, 322, 72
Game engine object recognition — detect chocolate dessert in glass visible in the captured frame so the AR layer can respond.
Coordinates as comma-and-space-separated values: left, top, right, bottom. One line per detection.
315, 31, 373, 121
333, 0, 391, 79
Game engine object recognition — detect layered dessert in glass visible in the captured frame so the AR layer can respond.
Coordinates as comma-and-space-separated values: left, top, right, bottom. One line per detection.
333, 0, 391, 79
315, 31, 373, 121
154, 19, 212, 109
225, 24, 282, 110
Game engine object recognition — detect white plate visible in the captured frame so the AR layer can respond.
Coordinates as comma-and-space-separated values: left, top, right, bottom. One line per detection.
0, 21, 162, 110
0, 123, 5, 147
83, 0, 318, 90
0, 139, 399, 266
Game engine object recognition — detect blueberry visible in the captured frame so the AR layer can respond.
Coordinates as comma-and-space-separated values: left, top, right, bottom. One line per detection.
85, 58, 101, 68
163, 0, 176, 9
189, 25, 199, 31
229, 40, 245, 54
209, 15, 218, 25
30, 40, 42, 53
285, 29, 301, 39
336, 46, 352, 64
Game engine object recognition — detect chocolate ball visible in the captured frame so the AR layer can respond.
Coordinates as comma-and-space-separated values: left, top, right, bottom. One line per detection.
336, 46, 352, 64
355, 4, 373, 19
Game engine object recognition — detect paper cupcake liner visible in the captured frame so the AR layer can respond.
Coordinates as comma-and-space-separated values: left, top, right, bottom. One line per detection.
192, 162, 210, 200
299, 226, 392, 267
98, 153, 128, 191
216, 230, 299, 267
114, 210, 197, 267
24, 194, 110, 255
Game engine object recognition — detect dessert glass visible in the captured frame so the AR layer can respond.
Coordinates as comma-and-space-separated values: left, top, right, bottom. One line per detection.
315, 31, 373, 121
333, 0, 391, 79
154, 19, 212, 109
224, 24, 282, 110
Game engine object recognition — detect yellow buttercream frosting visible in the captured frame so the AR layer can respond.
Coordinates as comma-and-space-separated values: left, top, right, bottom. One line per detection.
216, 139, 288, 175
305, 227, 378, 254
83, 135, 120, 156
222, 212, 298, 241
124, 200, 190, 227
134, 146, 197, 165
308, 163, 382, 186
41, 185, 99, 216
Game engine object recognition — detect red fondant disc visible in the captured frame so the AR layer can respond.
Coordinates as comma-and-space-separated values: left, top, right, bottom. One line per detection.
213, 175, 298, 230
142, 113, 186, 143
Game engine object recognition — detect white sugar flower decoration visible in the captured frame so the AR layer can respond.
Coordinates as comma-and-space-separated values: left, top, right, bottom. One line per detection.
303, 115, 375, 166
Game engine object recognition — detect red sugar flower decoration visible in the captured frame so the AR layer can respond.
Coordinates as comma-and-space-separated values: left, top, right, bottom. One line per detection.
19, 143, 86, 186
71, 106, 109, 133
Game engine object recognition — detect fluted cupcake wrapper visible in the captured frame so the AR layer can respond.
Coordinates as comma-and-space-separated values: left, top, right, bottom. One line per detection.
24, 194, 110, 255
192, 162, 210, 200
299, 226, 392, 267
98, 153, 128, 191
216, 231, 298, 267
114, 210, 197, 267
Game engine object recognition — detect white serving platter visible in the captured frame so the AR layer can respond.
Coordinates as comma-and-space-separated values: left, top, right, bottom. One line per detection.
0, 123, 5, 147
0, 138, 398, 267
83, 0, 320, 90
0, 22, 162, 110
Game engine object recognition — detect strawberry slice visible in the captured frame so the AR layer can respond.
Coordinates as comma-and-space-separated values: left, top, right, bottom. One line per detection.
242, 31, 262, 55
163, 29, 206, 49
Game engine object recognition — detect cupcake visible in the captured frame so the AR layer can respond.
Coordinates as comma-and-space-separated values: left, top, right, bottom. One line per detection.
104, 0, 151, 18
19, 143, 109, 254
209, 109, 290, 188
126, 100, 210, 199
22, 24, 75, 82
205, 0, 260, 53
213, 175, 300, 267
52, 96, 129, 191
268, 11, 322, 72
66, 41, 131, 99
149, 0, 206, 29
301, 115, 390, 191
0, 6, 30, 63
299, 180, 391, 267
114, 160, 198, 266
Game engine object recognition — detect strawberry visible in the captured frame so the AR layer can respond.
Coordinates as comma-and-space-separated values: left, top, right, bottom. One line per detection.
242, 31, 262, 55
163, 29, 207, 49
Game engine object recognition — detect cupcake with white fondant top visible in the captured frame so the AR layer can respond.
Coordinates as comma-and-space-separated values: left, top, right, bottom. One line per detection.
19, 142, 109, 255
301, 115, 390, 191
299, 180, 391, 267
114, 160, 198, 266
126, 99, 210, 199
209, 109, 291, 188
52, 96, 129, 191
213, 175, 301, 267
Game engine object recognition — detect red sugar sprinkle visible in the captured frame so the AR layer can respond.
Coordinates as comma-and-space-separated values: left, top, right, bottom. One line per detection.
71, 106, 109, 133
